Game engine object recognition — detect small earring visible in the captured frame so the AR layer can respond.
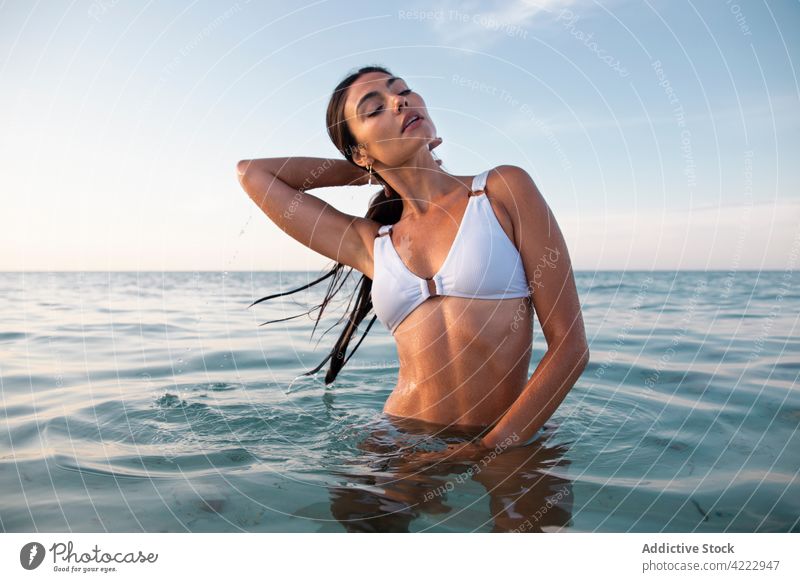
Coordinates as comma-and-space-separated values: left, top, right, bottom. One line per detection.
367, 164, 373, 185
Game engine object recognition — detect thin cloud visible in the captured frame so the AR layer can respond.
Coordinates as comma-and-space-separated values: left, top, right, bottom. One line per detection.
423, 0, 583, 50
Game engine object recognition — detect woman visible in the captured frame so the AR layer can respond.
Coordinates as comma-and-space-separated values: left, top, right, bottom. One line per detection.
236, 65, 589, 459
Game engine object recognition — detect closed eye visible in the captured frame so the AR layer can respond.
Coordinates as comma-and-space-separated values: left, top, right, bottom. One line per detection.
368, 88, 413, 117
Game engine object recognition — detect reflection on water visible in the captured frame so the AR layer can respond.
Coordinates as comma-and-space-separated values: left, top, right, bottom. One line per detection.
329, 416, 573, 532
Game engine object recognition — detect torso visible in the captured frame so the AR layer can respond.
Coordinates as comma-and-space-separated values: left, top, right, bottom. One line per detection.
364, 172, 534, 429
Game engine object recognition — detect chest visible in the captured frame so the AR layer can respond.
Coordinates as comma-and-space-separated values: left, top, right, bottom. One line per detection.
383, 194, 517, 279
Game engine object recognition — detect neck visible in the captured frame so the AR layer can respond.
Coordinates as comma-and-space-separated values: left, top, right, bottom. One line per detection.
375, 150, 464, 217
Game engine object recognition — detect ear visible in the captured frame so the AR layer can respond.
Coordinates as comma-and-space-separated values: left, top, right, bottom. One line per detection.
351, 143, 372, 169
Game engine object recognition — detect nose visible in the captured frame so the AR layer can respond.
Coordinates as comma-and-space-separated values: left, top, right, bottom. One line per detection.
392, 93, 407, 114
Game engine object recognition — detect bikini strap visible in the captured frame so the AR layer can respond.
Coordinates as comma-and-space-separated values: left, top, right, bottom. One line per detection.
469, 169, 490, 197
375, 224, 393, 238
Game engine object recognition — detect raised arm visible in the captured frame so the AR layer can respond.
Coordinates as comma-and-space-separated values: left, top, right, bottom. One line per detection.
235, 157, 378, 276
237, 157, 370, 190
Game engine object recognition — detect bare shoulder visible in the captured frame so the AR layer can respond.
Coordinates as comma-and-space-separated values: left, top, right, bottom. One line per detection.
485, 165, 547, 215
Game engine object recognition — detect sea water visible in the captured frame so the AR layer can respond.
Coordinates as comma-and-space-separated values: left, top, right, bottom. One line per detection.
0, 270, 797, 532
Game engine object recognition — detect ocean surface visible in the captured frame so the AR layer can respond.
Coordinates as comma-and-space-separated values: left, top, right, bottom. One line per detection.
1, 270, 798, 533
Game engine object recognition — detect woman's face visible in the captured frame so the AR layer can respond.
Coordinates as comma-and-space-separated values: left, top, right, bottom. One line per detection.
344, 71, 436, 169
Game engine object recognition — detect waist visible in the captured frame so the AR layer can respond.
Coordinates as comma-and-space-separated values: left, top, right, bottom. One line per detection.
385, 351, 531, 427
382, 412, 495, 440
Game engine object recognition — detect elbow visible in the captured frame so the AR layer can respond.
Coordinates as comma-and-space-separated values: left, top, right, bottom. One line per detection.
547, 330, 589, 369
573, 335, 590, 373
577, 343, 590, 372
552, 333, 589, 372
236, 160, 265, 196
236, 159, 251, 182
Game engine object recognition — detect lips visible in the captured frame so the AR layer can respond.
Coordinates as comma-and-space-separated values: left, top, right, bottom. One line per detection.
401, 113, 423, 133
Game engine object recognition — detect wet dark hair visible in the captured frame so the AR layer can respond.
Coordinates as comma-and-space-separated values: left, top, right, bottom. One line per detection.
248, 65, 411, 385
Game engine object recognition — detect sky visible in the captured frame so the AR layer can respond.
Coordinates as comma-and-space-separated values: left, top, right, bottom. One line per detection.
1, 0, 798, 271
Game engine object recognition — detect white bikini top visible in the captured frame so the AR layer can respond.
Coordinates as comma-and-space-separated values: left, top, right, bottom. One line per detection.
371, 169, 531, 335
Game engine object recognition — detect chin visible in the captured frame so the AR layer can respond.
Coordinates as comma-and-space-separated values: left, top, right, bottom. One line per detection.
402, 130, 435, 149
